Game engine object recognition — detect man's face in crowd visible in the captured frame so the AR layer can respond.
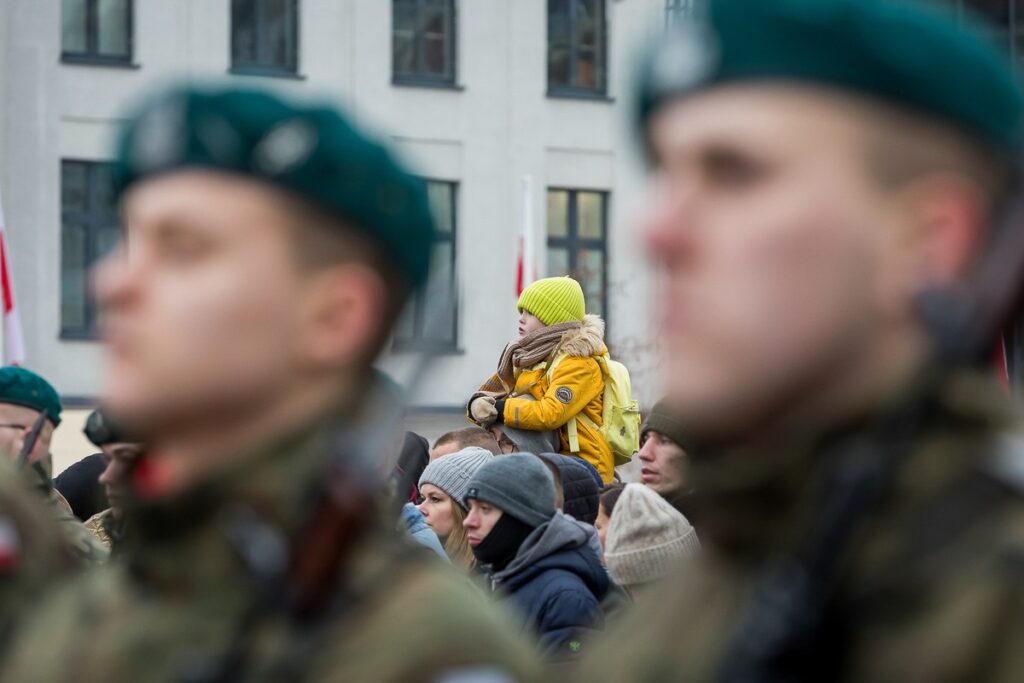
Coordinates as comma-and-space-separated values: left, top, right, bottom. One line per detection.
0, 404, 54, 465
637, 430, 687, 497
96, 171, 385, 436
595, 503, 611, 551
464, 499, 502, 547
644, 85, 922, 438
98, 442, 143, 516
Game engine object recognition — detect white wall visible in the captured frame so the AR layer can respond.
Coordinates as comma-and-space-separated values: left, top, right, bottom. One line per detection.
0, 0, 665, 409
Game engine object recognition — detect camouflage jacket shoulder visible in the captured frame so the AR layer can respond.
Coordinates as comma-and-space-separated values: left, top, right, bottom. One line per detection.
0, 460, 81, 650
0, 419, 541, 683
22, 461, 109, 566
83, 509, 114, 551
575, 370, 1024, 683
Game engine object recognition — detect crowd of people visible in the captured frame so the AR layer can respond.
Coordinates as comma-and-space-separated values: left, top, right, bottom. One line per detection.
0, 274, 698, 670
2, 0, 1024, 679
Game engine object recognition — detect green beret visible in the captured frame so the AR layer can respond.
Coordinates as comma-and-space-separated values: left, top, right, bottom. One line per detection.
112, 85, 436, 289
638, 0, 1023, 152
0, 368, 62, 426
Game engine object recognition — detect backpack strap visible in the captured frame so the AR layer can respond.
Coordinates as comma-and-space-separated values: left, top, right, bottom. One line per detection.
548, 353, 605, 455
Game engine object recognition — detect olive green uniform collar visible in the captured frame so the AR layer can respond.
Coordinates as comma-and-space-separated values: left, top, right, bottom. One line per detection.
685, 368, 1019, 562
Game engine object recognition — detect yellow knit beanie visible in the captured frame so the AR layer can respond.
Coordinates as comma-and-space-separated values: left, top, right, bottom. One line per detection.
517, 277, 586, 326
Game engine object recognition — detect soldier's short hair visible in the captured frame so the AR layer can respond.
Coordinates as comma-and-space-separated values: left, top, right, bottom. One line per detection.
433, 427, 502, 456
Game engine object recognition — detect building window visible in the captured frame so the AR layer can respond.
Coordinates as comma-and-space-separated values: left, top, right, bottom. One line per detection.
392, 0, 457, 86
61, 0, 132, 64
394, 181, 458, 350
231, 0, 299, 76
546, 189, 608, 320
61, 161, 120, 339
665, 0, 697, 27
548, 0, 608, 97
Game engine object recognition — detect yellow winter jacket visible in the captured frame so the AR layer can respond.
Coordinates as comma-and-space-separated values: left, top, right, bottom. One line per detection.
477, 316, 615, 483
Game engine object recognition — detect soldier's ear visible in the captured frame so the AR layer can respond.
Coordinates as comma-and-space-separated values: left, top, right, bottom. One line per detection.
296, 263, 389, 371
902, 173, 988, 291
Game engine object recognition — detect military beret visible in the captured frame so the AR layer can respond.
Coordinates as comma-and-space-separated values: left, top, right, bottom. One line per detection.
83, 409, 128, 447
0, 367, 62, 426
638, 0, 1023, 152
112, 85, 436, 288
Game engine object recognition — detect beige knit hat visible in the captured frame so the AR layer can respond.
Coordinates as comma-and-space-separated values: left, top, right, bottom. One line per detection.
604, 484, 700, 588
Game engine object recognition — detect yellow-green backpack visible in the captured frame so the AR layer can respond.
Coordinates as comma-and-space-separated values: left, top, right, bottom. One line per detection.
547, 352, 641, 467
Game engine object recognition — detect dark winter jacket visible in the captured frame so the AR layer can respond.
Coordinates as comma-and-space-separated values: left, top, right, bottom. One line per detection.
538, 452, 601, 524
54, 453, 108, 521
487, 511, 609, 660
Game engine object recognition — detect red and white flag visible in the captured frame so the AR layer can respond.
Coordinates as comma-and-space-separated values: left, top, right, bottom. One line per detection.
516, 175, 538, 297
0, 196, 25, 366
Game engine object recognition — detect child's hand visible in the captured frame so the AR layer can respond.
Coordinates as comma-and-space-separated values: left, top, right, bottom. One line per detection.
470, 396, 498, 425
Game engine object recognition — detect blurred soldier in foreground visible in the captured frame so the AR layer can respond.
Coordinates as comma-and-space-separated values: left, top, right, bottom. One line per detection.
1, 86, 538, 682
0, 371, 85, 647
81, 409, 143, 552
0, 367, 108, 566
577, 0, 1024, 680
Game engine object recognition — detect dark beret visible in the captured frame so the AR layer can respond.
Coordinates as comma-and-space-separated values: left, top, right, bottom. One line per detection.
112, 85, 436, 288
83, 409, 129, 447
0, 367, 61, 426
638, 0, 1023, 152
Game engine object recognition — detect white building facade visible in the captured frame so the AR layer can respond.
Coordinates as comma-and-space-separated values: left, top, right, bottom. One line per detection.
0, 0, 676, 410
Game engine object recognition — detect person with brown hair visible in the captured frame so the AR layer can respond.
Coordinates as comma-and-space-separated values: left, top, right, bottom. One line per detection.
417, 447, 495, 570
430, 426, 501, 460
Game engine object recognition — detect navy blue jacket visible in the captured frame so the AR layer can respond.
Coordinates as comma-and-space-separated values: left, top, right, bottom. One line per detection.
488, 511, 609, 660
538, 452, 601, 524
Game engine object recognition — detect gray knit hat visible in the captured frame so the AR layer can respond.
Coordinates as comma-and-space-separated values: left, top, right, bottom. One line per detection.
418, 447, 494, 510
604, 484, 700, 588
465, 453, 555, 528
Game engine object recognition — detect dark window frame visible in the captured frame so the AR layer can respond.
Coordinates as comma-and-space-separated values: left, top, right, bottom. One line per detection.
547, 0, 609, 98
392, 0, 459, 87
60, 159, 119, 340
545, 188, 609, 331
230, 0, 300, 77
61, 0, 134, 66
393, 180, 460, 352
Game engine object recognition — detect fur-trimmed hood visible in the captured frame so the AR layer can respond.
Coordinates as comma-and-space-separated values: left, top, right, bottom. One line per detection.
551, 315, 606, 359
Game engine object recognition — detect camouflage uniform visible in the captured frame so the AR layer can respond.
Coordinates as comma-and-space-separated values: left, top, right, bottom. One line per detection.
23, 458, 109, 565
0, 460, 80, 648
83, 508, 114, 551
0, 417, 542, 682
572, 0, 1024, 680
575, 371, 1024, 681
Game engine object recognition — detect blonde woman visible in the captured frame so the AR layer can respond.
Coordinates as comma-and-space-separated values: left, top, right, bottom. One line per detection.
417, 447, 494, 571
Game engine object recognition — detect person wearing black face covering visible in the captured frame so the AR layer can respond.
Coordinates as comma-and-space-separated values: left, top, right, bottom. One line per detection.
464, 454, 608, 661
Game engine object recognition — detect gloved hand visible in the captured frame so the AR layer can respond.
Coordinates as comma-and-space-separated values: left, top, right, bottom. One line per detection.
470, 396, 498, 425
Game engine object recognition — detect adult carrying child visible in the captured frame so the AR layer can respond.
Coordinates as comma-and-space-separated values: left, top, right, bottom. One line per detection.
468, 277, 639, 483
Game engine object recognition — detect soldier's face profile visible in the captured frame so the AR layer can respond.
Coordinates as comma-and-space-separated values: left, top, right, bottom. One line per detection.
0, 403, 53, 465
95, 171, 331, 435
643, 85, 907, 440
